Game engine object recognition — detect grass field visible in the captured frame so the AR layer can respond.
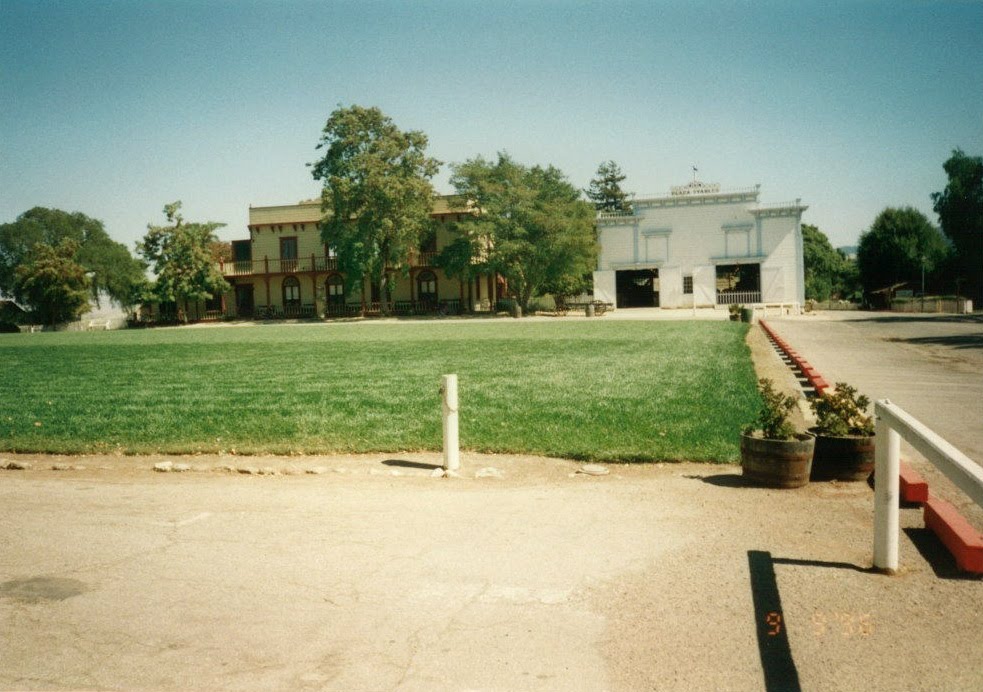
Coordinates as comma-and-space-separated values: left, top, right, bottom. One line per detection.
0, 319, 759, 462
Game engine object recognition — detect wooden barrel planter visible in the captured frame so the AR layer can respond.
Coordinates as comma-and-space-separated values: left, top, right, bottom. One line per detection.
809, 432, 875, 481
740, 433, 815, 488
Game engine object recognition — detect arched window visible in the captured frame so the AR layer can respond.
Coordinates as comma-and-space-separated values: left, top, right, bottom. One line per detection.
417, 271, 437, 304
326, 274, 344, 305
282, 276, 301, 307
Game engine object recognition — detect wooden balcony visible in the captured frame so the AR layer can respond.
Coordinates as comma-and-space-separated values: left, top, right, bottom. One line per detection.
219, 255, 339, 277
219, 252, 441, 277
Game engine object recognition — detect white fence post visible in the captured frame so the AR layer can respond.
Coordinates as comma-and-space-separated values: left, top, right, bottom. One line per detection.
442, 374, 459, 472
872, 399, 983, 574
873, 406, 901, 573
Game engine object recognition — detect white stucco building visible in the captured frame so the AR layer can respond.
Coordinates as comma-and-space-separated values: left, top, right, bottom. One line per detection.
593, 180, 807, 309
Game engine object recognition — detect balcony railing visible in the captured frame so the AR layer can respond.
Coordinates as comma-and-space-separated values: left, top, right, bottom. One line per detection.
414, 251, 437, 267
219, 255, 340, 276
250, 298, 464, 319
219, 252, 441, 277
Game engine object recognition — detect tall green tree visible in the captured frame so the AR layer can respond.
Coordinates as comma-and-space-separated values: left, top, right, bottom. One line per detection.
802, 224, 846, 301
443, 152, 597, 312
13, 239, 90, 326
0, 207, 147, 307
932, 148, 982, 301
857, 207, 950, 298
310, 105, 441, 314
585, 160, 632, 212
137, 202, 229, 322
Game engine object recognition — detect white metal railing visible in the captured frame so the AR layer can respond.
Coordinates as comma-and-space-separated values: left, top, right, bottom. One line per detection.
717, 291, 761, 305
597, 209, 637, 218
873, 399, 983, 573
752, 200, 804, 211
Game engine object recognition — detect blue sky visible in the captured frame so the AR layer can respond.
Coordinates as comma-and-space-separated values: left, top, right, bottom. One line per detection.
1, 0, 981, 251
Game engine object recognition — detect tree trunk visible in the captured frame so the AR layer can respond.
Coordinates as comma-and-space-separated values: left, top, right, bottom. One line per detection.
520, 285, 534, 315
379, 275, 391, 316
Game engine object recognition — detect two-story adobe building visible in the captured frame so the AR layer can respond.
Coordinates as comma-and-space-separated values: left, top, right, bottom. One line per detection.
217, 196, 504, 319
593, 180, 807, 309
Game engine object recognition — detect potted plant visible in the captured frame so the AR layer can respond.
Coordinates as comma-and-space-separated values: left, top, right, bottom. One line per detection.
728, 303, 742, 321
808, 383, 875, 481
741, 378, 815, 488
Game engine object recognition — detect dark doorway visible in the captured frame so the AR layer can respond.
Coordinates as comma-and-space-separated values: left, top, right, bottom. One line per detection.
716, 263, 761, 304
616, 269, 659, 308
235, 284, 254, 317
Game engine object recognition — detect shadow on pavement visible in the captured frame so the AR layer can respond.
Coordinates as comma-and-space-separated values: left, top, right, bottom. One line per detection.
747, 550, 801, 692
747, 551, 878, 692
684, 473, 746, 488
771, 556, 871, 573
382, 459, 442, 470
903, 528, 983, 581
887, 334, 983, 350
849, 313, 983, 325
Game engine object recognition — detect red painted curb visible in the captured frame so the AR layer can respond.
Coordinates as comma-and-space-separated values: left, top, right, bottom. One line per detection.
924, 497, 983, 574
899, 462, 929, 504
807, 376, 829, 393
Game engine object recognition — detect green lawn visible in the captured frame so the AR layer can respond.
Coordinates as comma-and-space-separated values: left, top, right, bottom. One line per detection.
0, 319, 759, 462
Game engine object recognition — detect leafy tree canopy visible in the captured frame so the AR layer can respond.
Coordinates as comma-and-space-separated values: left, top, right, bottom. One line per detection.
800, 223, 861, 302
444, 152, 597, 312
932, 148, 982, 300
310, 105, 441, 313
137, 202, 229, 320
13, 238, 90, 326
856, 207, 949, 297
585, 160, 632, 213
802, 224, 842, 301
0, 207, 147, 307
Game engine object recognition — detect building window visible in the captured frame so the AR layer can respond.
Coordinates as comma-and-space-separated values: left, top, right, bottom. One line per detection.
282, 276, 301, 307
326, 274, 344, 305
417, 270, 437, 303
280, 237, 298, 272
325, 243, 337, 259
683, 275, 693, 295
205, 293, 223, 312
420, 229, 437, 253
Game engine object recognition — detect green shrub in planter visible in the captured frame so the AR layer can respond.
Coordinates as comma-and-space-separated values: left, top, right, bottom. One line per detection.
741, 379, 814, 488
810, 382, 874, 437
809, 382, 875, 481
744, 378, 797, 441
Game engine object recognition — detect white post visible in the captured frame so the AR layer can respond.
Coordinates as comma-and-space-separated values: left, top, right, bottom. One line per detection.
441, 374, 459, 472
873, 407, 901, 573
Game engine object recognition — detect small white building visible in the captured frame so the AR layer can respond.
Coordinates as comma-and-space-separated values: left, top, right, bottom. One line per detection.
593, 180, 807, 309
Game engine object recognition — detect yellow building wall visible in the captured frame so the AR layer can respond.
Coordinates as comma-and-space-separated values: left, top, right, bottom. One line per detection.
221, 197, 488, 316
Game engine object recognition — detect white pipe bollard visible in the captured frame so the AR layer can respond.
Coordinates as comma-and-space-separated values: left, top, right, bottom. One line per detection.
441, 374, 459, 472
873, 408, 901, 574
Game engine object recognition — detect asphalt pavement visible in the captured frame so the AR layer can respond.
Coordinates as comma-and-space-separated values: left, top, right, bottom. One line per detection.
765, 311, 983, 465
